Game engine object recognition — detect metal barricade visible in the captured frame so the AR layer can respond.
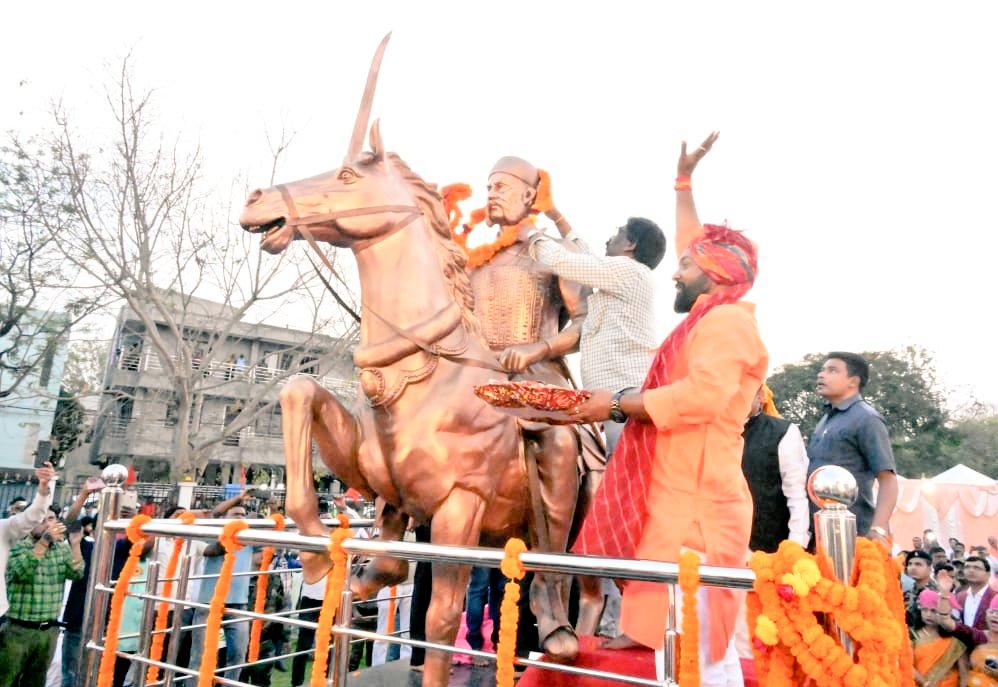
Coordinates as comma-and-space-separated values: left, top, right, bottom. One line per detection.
85, 465, 873, 687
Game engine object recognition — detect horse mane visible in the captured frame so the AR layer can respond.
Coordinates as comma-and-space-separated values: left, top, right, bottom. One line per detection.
386, 153, 483, 338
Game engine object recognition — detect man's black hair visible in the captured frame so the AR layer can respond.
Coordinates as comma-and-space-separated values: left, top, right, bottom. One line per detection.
9, 497, 26, 506
826, 351, 870, 390
966, 554, 991, 573
928, 545, 947, 557
624, 217, 667, 269
933, 561, 955, 576
163, 505, 186, 519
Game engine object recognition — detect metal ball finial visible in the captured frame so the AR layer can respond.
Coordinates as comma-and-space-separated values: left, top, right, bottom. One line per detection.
807, 465, 859, 508
101, 463, 129, 487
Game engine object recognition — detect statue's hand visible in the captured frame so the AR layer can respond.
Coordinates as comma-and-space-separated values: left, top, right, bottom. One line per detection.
677, 131, 719, 177
499, 342, 550, 373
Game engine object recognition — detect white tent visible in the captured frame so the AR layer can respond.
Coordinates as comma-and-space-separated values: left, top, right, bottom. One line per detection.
893, 464, 998, 548
931, 464, 996, 486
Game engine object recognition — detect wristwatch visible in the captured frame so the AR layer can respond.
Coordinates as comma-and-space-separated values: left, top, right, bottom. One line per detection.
608, 391, 628, 424
869, 525, 890, 539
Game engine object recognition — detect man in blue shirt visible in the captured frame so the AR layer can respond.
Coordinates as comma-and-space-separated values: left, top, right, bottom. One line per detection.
807, 351, 898, 543
188, 503, 255, 682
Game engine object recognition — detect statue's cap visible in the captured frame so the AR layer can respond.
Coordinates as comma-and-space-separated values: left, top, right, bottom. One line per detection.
489, 157, 539, 188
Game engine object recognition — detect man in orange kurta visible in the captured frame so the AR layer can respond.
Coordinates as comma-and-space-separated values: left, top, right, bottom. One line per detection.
572, 133, 767, 686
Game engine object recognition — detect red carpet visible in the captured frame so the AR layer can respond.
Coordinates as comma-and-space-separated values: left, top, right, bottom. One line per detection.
516, 636, 757, 687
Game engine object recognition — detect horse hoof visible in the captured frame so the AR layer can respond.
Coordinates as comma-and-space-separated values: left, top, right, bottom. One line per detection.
542, 627, 579, 663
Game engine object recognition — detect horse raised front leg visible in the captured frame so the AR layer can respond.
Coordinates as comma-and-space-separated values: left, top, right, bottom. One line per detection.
279, 375, 360, 584
352, 501, 409, 600
422, 488, 487, 687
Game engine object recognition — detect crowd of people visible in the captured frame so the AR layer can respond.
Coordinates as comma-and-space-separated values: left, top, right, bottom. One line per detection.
0, 476, 408, 687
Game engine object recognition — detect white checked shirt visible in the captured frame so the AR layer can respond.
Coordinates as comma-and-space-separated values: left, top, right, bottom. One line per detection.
530, 230, 657, 391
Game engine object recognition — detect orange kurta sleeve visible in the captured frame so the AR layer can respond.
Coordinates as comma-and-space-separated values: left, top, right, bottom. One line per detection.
643, 303, 764, 430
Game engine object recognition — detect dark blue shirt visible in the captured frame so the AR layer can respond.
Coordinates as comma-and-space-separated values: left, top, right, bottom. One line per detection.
807, 394, 896, 535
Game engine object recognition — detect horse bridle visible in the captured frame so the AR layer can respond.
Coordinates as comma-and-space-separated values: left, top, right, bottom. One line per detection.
274, 184, 505, 373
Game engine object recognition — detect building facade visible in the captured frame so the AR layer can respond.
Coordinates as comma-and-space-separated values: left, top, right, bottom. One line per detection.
0, 308, 70, 473
84, 293, 357, 484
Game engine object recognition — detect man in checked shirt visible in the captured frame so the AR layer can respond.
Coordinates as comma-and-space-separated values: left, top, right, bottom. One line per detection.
0, 506, 84, 687
522, 181, 666, 456
521, 175, 666, 639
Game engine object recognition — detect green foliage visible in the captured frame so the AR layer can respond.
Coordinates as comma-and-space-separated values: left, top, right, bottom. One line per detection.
943, 416, 998, 478
766, 346, 956, 477
51, 387, 84, 465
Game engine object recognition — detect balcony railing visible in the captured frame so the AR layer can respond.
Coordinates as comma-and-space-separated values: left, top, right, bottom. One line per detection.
115, 352, 355, 396
100, 417, 289, 449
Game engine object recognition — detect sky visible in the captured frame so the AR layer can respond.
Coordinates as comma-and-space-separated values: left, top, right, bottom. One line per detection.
4, 1, 998, 409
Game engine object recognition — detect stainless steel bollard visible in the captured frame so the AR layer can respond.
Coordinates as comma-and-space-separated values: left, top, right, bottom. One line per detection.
82, 463, 129, 686
332, 588, 354, 687
807, 465, 859, 656
134, 560, 161, 687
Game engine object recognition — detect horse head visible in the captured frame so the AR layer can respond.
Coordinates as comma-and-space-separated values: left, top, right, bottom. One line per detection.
239, 34, 419, 253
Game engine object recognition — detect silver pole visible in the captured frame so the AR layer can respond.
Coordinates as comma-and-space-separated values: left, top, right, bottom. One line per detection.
662, 583, 679, 684
134, 559, 161, 687
81, 463, 130, 685
807, 465, 859, 657
163, 551, 194, 687
331, 588, 354, 687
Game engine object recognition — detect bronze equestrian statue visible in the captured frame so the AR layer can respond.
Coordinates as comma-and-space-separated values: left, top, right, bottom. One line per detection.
238, 35, 603, 686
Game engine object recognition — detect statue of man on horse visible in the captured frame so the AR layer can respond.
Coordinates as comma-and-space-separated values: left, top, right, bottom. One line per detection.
237, 34, 605, 686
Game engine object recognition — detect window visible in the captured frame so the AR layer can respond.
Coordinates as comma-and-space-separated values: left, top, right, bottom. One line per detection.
300, 355, 319, 375
38, 343, 57, 387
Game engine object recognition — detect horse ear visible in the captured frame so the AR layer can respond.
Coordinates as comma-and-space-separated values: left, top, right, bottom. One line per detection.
369, 119, 385, 161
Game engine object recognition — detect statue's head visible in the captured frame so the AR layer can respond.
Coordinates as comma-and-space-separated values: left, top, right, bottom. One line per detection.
486, 156, 539, 226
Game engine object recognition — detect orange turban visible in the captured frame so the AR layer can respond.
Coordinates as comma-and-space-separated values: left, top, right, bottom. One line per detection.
689, 224, 758, 287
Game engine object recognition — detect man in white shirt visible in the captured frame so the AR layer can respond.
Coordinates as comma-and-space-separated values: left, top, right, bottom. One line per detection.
523, 184, 666, 456
0, 463, 56, 621
740, 385, 810, 552
956, 555, 995, 632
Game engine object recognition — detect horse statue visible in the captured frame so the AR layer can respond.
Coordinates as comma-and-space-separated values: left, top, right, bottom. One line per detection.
238, 35, 602, 685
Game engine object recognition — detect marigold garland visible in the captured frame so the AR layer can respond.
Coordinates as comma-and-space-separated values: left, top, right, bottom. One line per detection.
496, 538, 527, 687
310, 513, 352, 687
748, 539, 911, 687
97, 514, 151, 687
248, 513, 287, 662
451, 223, 525, 270
198, 520, 249, 687
678, 551, 701, 687
146, 511, 197, 684
532, 170, 553, 214
445, 168, 554, 270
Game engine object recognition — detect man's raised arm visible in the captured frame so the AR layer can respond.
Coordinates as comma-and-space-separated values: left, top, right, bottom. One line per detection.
675, 131, 719, 256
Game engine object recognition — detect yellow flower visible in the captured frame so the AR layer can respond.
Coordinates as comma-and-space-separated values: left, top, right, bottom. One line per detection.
755, 614, 779, 646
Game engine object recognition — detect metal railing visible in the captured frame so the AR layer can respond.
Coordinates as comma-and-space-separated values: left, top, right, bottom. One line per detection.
78, 466, 758, 687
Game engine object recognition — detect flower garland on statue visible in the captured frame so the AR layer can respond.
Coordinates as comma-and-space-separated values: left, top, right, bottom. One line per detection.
496, 538, 528, 687
97, 514, 151, 687
247, 513, 287, 662
309, 514, 353, 687
198, 520, 250, 687
146, 511, 197, 684
677, 550, 701, 687
748, 539, 911, 687
442, 169, 554, 270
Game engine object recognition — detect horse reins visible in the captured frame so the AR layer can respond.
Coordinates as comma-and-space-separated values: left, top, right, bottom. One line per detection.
275, 184, 506, 373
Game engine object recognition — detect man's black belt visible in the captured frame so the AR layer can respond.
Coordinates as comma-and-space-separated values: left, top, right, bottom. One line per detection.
6, 617, 61, 630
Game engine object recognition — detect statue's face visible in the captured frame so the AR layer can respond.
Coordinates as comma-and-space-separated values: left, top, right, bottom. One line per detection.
486, 172, 534, 226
